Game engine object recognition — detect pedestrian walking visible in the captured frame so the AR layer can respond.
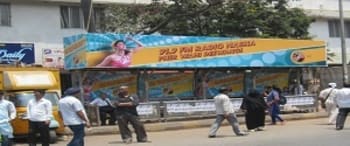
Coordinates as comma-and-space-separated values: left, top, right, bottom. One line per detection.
334, 83, 350, 130
89, 92, 116, 126
0, 91, 16, 146
115, 86, 148, 144
59, 87, 91, 146
27, 89, 52, 146
240, 89, 268, 132
208, 86, 247, 138
266, 85, 285, 125
319, 82, 338, 125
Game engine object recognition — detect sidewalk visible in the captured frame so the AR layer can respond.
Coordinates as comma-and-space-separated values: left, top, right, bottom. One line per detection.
64, 112, 328, 136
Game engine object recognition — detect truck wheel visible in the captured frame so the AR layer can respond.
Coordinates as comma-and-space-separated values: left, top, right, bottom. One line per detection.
49, 130, 57, 144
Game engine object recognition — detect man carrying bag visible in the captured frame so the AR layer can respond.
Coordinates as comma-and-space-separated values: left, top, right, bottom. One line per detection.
319, 83, 338, 125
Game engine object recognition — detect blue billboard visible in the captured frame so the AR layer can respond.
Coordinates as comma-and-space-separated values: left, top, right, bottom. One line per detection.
0, 43, 35, 64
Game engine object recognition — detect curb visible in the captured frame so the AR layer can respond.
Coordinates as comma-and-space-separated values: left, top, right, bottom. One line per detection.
64, 112, 328, 136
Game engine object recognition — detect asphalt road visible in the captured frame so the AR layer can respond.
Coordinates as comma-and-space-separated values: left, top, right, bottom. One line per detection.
15, 118, 350, 146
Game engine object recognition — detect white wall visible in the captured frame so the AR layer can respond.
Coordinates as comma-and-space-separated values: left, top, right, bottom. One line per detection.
0, 2, 86, 64
289, 0, 350, 19
289, 0, 350, 64
289, 0, 350, 11
308, 19, 350, 63
18, 0, 153, 4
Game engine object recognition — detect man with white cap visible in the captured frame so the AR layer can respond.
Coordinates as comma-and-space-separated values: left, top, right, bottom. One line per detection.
319, 82, 338, 125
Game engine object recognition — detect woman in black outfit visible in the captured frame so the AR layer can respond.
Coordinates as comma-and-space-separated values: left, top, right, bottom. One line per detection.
241, 89, 268, 131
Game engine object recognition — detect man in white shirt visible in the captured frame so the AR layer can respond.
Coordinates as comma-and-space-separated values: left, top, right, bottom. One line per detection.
319, 82, 338, 125
59, 88, 90, 146
27, 89, 52, 146
208, 87, 247, 138
334, 83, 350, 130
90, 92, 116, 125
0, 91, 16, 146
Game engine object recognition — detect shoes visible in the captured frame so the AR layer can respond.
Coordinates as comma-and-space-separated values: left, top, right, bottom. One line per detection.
137, 140, 148, 143
248, 129, 256, 132
256, 127, 265, 131
208, 135, 216, 138
123, 138, 132, 144
236, 132, 248, 136
137, 138, 149, 143
336, 127, 343, 131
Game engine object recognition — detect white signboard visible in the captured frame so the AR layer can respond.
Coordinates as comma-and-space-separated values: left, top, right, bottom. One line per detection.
42, 48, 64, 68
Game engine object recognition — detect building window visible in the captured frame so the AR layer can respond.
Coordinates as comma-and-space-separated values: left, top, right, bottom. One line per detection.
60, 6, 103, 30
60, 6, 84, 28
0, 3, 11, 26
94, 7, 104, 32
328, 19, 350, 38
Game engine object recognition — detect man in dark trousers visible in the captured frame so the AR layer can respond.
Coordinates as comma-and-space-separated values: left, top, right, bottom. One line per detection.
335, 83, 350, 130
89, 92, 116, 125
27, 90, 52, 146
115, 86, 148, 144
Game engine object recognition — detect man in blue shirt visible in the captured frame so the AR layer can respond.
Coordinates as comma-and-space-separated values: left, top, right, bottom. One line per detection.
0, 91, 16, 146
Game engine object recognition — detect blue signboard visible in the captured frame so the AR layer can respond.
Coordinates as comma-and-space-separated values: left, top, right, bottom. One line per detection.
0, 43, 35, 64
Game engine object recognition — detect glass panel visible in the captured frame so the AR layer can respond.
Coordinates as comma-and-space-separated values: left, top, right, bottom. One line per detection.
94, 8, 103, 31
60, 6, 69, 28
70, 6, 83, 28
10, 92, 60, 107
0, 3, 10, 26
335, 20, 340, 37
328, 20, 335, 37
345, 21, 350, 38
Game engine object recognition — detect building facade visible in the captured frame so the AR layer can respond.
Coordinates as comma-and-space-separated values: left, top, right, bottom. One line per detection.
0, 0, 150, 65
289, 0, 350, 64
0, 0, 349, 65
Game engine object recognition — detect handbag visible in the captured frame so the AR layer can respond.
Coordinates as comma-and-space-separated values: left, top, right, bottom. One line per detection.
321, 89, 334, 109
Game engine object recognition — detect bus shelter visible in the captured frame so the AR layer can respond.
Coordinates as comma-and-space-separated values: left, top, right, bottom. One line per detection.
64, 33, 327, 124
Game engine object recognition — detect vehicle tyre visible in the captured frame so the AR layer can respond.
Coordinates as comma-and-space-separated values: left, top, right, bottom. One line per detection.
49, 130, 57, 144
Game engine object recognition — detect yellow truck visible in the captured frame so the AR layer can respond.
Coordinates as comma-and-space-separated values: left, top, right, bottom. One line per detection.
0, 66, 65, 143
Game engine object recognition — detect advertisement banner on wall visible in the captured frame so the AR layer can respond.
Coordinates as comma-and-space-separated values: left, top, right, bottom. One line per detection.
0, 43, 34, 64
255, 73, 289, 93
206, 72, 244, 97
147, 73, 194, 99
42, 48, 64, 68
64, 33, 327, 69
78, 71, 137, 102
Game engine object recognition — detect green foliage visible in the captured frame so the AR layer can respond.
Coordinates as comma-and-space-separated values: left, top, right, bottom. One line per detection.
101, 0, 313, 39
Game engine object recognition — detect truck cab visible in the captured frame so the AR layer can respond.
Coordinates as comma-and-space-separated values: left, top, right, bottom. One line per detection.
0, 67, 65, 143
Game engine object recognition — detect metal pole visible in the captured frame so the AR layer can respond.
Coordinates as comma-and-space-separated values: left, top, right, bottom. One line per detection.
339, 0, 348, 85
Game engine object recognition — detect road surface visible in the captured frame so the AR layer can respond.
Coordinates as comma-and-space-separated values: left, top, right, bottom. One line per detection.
15, 118, 350, 146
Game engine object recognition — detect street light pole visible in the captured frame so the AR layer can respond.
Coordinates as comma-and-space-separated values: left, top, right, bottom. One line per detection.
339, 0, 348, 85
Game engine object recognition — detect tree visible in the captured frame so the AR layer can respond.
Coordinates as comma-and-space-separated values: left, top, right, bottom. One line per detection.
101, 0, 313, 39
100, 4, 147, 33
